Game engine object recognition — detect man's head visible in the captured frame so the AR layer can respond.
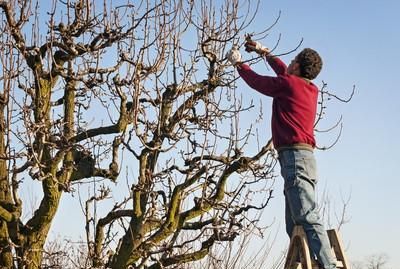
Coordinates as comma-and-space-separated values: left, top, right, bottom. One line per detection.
287, 48, 323, 80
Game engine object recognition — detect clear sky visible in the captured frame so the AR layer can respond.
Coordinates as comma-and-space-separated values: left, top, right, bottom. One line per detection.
241, 0, 400, 268
40, 0, 400, 268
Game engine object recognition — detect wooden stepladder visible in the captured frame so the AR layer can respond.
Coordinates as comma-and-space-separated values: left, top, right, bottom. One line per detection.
284, 226, 349, 269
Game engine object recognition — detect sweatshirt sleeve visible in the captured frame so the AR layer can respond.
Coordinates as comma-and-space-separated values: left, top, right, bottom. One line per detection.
237, 63, 286, 97
266, 56, 287, 76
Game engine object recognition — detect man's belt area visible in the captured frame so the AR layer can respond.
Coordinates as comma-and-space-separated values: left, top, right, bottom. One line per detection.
277, 143, 314, 154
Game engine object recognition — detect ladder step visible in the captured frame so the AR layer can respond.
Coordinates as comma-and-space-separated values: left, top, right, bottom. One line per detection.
294, 260, 343, 269
336, 261, 344, 268
314, 260, 344, 268
294, 260, 344, 269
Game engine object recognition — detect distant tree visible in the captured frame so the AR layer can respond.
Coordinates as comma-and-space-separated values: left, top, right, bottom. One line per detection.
366, 253, 390, 269
352, 253, 391, 269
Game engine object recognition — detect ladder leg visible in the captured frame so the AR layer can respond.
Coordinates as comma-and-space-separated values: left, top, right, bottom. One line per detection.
298, 228, 312, 269
284, 226, 313, 269
285, 227, 302, 269
327, 229, 349, 269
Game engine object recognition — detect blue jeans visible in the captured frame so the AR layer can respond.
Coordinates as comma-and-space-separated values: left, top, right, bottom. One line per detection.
278, 149, 337, 269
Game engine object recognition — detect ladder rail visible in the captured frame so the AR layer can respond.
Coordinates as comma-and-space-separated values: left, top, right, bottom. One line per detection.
284, 226, 349, 269
327, 229, 349, 269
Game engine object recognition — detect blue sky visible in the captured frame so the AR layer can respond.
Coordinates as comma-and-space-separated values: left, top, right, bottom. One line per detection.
38, 0, 400, 267
241, 0, 400, 268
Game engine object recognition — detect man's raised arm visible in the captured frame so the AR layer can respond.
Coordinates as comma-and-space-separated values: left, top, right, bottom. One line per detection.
244, 39, 287, 75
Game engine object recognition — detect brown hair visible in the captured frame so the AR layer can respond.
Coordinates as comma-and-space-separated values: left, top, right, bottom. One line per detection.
296, 48, 323, 80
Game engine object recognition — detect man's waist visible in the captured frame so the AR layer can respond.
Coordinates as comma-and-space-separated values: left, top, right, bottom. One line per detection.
276, 143, 314, 154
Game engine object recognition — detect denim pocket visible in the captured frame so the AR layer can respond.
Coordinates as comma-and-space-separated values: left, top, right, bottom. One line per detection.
279, 152, 299, 191
300, 154, 318, 184
280, 150, 318, 190
279, 152, 295, 181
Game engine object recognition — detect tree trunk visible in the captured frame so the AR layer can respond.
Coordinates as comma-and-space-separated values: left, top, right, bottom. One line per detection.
0, 100, 14, 268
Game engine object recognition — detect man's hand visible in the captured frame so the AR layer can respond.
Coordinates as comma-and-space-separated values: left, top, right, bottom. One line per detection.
226, 45, 242, 66
244, 40, 269, 55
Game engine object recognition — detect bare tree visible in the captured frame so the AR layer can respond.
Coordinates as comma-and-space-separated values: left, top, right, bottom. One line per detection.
366, 254, 390, 269
0, 0, 280, 268
351, 253, 391, 269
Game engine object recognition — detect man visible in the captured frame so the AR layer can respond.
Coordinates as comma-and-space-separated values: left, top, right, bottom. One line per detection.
226, 40, 337, 269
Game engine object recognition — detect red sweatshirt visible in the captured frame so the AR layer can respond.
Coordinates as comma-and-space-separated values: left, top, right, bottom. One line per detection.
238, 57, 318, 149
